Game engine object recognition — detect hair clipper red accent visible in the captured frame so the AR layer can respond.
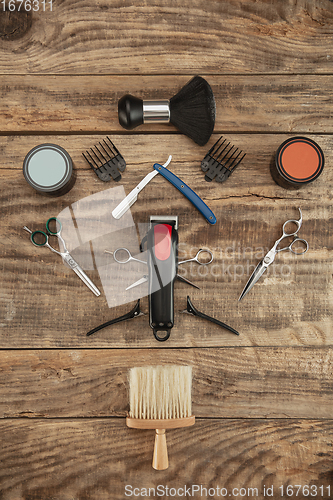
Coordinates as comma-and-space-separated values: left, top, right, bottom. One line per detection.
147, 216, 178, 341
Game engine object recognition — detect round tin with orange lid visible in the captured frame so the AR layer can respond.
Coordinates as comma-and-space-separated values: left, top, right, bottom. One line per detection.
271, 136, 324, 189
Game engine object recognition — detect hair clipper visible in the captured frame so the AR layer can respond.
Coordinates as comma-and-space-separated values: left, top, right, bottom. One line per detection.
146, 216, 178, 341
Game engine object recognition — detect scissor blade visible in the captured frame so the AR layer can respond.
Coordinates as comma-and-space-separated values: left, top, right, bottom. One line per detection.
238, 260, 267, 301
126, 275, 148, 291
176, 274, 200, 289
72, 266, 101, 297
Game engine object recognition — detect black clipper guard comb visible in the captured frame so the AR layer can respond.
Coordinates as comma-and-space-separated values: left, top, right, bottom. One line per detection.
201, 136, 246, 183
82, 137, 126, 182
146, 216, 178, 342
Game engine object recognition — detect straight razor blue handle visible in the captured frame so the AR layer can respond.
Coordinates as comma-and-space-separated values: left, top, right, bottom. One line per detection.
153, 163, 217, 225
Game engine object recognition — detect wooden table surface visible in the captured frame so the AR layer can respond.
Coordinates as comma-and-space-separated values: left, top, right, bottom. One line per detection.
1, 1, 332, 499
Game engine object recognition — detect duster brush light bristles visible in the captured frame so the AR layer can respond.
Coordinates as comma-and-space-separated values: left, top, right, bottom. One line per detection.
129, 365, 192, 420
127, 365, 195, 470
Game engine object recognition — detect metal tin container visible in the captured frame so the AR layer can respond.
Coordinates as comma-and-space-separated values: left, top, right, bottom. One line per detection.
270, 136, 324, 190
23, 143, 75, 196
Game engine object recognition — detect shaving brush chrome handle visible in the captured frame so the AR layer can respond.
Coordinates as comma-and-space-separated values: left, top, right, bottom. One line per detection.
118, 95, 170, 129
143, 100, 170, 123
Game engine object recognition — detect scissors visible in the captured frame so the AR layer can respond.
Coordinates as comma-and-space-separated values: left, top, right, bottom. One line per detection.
178, 249, 214, 266
104, 248, 214, 290
108, 247, 213, 266
24, 217, 101, 297
107, 247, 147, 265
239, 208, 308, 301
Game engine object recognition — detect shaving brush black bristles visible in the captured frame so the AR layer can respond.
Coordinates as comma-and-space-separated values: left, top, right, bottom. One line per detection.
118, 76, 216, 146
169, 76, 216, 146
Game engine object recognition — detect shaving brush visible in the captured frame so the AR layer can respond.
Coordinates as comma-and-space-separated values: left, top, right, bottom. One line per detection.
118, 76, 216, 146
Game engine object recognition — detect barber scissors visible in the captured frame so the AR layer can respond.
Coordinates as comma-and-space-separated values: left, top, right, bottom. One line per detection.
104, 248, 213, 290
108, 247, 147, 265
239, 208, 308, 301
178, 249, 214, 266
108, 247, 213, 266
24, 217, 101, 297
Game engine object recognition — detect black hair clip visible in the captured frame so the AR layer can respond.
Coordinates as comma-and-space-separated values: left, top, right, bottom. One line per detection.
183, 296, 239, 335
87, 299, 143, 336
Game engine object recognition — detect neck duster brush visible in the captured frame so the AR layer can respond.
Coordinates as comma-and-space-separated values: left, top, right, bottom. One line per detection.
126, 365, 195, 470
118, 76, 216, 146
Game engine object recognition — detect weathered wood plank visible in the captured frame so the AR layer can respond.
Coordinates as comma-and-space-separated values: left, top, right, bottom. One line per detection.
0, 347, 332, 419
0, 0, 332, 75
0, 1, 331, 495
1, 204, 332, 348
0, 134, 331, 348
0, 418, 332, 500
1, 75, 333, 133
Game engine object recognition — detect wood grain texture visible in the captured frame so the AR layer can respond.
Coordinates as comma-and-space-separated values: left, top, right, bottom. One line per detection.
0, 75, 333, 133
0, 419, 332, 500
0, 134, 331, 348
0, 0, 333, 494
0, 347, 332, 419
0, 0, 332, 75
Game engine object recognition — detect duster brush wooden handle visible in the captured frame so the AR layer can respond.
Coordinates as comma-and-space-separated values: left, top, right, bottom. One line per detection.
153, 429, 168, 470
127, 366, 195, 470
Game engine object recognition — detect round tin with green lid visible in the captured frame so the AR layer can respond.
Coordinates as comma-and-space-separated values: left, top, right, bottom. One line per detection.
271, 136, 324, 189
23, 143, 75, 196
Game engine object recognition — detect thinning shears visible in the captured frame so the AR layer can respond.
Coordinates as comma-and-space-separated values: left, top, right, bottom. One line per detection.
24, 217, 101, 297
239, 208, 309, 301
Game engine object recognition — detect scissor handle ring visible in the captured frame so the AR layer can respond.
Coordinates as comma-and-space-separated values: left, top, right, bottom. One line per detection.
289, 238, 309, 255
282, 218, 301, 237
31, 230, 48, 247
46, 217, 62, 235
113, 247, 132, 264
195, 249, 214, 265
